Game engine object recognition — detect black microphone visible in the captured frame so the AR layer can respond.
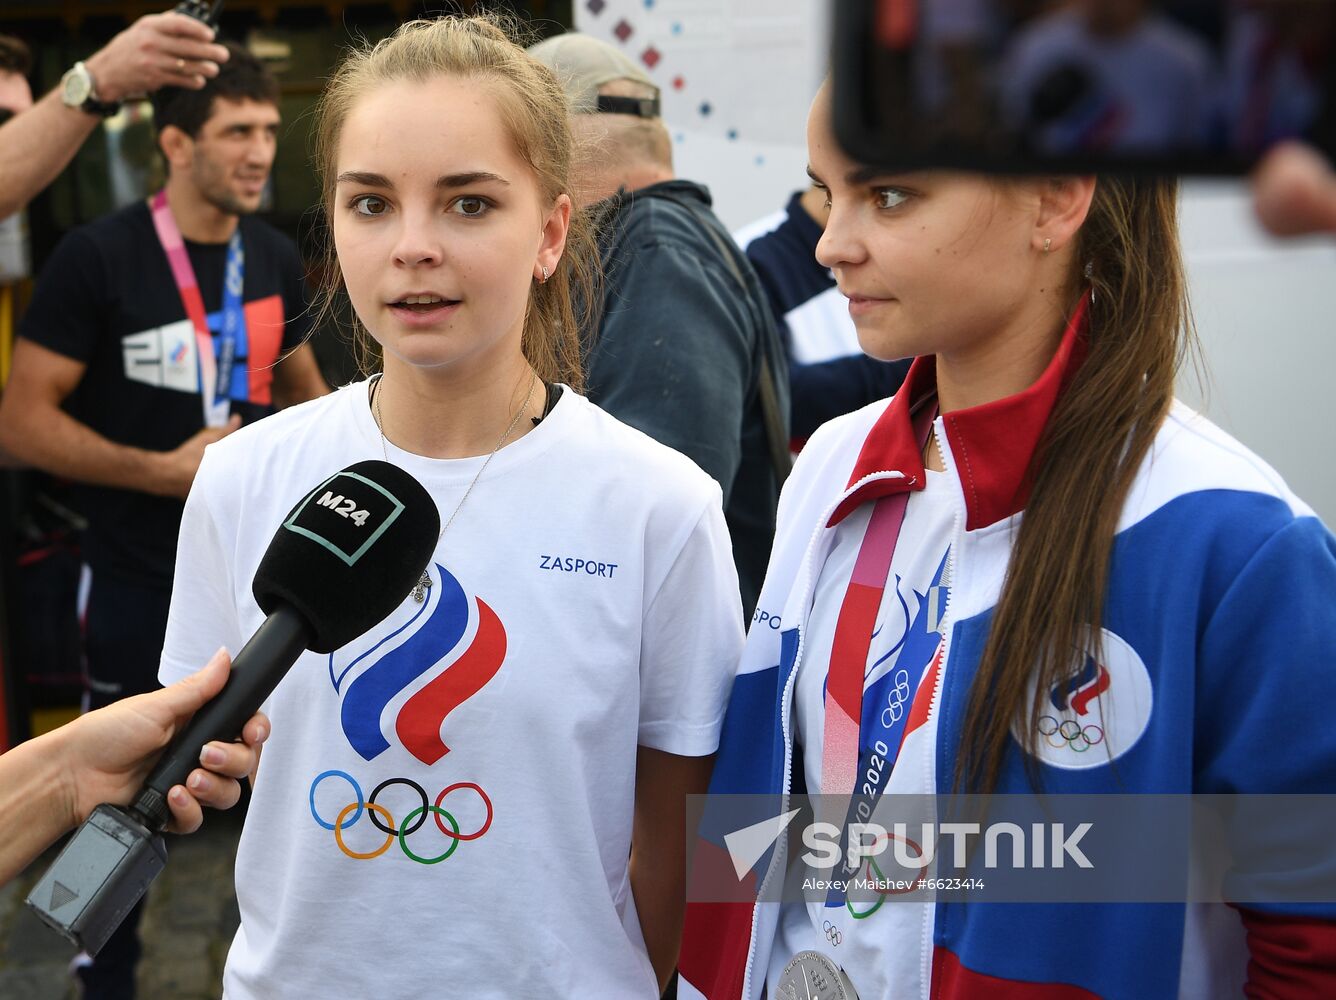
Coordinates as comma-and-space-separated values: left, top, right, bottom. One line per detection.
26, 460, 439, 955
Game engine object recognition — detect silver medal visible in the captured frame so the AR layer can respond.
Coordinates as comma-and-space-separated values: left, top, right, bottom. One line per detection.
776, 950, 859, 1000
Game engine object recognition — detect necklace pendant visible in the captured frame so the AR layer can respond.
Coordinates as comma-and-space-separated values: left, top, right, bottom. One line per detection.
411, 570, 431, 603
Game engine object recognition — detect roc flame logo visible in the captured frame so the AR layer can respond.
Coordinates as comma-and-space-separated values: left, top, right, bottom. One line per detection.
1049, 656, 1111, 717
329, 563, 506, 764
1020, 626, 1154, 771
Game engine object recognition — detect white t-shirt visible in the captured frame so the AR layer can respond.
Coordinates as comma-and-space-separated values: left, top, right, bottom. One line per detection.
768, 470, 956, 1000
160, 381, 744, 999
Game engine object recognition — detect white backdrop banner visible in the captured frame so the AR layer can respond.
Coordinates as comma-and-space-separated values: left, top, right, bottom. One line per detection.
574, 0, 828, 229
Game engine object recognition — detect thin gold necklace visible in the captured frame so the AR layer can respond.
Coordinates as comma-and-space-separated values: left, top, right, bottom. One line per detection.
371, 371, 538, 602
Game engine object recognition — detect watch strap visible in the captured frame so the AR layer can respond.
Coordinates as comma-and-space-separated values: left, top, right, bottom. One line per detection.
80, 95, 123, 118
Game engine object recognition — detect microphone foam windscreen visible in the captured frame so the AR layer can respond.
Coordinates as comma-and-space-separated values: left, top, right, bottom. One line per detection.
252, 460, 440, 653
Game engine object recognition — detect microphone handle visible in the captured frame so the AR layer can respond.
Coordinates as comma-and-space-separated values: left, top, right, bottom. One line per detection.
135, 604, 312, 830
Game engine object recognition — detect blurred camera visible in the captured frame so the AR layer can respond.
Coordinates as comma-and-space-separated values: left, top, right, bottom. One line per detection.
174, 0, 223, 29
833, 0, 1336, 175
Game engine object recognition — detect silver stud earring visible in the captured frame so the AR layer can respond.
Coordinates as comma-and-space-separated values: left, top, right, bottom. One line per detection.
539, 265, 549, 284
1042, 237, 1052, 254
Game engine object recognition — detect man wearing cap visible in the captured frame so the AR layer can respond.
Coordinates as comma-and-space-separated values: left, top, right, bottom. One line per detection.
530, 32, 789, 621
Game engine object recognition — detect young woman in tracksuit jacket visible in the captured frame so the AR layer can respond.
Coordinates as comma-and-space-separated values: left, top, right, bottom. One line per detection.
678, 84, 1336, 999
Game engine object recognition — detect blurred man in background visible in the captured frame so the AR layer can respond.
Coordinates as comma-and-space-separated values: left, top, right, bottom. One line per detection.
0, 41, 324, 999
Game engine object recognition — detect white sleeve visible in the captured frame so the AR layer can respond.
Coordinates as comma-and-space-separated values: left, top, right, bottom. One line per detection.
637, 496, 745, 757
158, 447, 246, 686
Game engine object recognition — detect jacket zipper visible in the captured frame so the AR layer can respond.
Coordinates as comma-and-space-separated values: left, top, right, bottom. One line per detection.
924, 419, 962, 736
919, 419, 966, 1000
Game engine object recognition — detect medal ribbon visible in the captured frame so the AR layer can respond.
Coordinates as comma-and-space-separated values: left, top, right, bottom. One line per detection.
819, 491, 913, 795
820, 403, 938, 905
149, 189, 245, 427
820, 402, 937, 797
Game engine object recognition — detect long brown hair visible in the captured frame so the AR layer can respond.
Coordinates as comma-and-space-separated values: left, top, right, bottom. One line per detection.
955, 176, 1193, 794
309, 14, 598, 391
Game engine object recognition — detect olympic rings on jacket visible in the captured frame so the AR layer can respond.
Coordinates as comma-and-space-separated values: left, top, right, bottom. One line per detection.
879, 669, 912, 729
310, 771, 493, 864
1037, 715, 1104, 752
823, 920, 842, 946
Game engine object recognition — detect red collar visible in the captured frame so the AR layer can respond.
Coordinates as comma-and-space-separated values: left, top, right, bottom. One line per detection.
830, 299, 1089, 531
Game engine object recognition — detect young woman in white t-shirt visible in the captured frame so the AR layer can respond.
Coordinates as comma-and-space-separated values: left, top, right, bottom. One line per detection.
158, 16, 743, 999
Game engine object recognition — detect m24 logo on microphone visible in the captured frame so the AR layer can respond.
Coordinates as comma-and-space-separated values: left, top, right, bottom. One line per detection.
315, 490, 371, 527
283, 471, 405, 566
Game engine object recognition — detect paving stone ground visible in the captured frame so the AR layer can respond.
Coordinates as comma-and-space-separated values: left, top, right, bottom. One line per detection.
0, 805, 244, 1000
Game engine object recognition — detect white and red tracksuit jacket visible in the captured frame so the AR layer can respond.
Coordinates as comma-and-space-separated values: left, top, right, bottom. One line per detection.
679, 313, 1336, 999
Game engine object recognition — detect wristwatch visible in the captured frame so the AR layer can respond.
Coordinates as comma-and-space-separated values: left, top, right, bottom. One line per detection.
60, 62, 121, 118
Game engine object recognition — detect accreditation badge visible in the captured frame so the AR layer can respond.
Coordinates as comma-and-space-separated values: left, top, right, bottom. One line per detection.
776, 950, 859, 1000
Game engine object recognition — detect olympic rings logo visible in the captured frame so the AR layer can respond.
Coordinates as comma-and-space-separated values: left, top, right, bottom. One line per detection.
1038, 715, 1104, 752
843, 829, 924, 923
879, 669, 912, 728
823, 920, 842, 946
308, 771, 493, 865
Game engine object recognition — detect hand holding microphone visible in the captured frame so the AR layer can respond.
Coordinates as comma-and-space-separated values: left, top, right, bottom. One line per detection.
0, 649, 265, 887
62, 648, 266, 836
26, 460, 439, 955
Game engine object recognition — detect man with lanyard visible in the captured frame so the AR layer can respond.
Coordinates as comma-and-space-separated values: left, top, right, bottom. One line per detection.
0, 41, 325, 1000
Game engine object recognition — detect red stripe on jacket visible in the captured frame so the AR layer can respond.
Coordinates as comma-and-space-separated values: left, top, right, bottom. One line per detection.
1238, 907, 1336, 999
